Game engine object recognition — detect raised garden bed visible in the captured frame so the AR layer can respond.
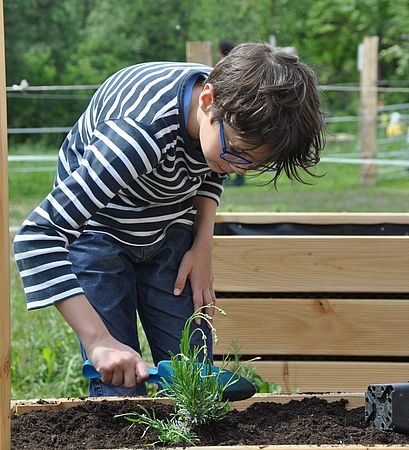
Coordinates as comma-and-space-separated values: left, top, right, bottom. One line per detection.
212, 213, 409, 394
9, 213, 409, 449
11, 393, 409, 449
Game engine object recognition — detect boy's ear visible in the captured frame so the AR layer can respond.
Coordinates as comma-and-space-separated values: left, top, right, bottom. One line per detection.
198, 83, 215, 114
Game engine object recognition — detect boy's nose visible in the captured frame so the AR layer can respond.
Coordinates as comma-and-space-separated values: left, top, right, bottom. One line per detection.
229, 164, 246, 176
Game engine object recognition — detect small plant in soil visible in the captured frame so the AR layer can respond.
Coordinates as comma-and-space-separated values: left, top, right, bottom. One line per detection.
116, 305, 237, 445
116, 405, 198, 446
229, 342, 282, 394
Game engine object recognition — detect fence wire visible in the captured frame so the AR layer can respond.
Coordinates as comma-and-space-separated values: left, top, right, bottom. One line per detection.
6, 85, 409, 179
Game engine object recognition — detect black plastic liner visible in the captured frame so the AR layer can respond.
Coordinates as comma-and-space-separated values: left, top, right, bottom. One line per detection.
214, 222, 409, 236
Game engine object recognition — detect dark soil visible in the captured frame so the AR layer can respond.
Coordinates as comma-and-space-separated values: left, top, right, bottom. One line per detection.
11, 397, 409, 449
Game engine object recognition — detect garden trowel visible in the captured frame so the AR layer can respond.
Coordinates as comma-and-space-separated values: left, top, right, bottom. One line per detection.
82, 359, 256, 402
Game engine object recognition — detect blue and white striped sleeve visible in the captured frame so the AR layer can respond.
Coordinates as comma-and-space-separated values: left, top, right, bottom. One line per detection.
196, 172, 226, 206
13, 118, 160, 310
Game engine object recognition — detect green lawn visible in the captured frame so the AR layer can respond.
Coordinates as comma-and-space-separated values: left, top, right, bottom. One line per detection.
221, 163, 409, 212
8, 141, 409, 399
9, 160, 409, 229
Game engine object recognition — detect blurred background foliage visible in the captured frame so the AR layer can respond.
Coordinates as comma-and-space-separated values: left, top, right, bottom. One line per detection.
4, 0, 409, 133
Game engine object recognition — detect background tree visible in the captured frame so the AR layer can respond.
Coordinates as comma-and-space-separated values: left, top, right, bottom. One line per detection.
4, 0, 409, 137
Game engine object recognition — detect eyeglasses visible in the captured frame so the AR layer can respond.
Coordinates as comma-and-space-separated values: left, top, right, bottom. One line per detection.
219, 121, 278, 172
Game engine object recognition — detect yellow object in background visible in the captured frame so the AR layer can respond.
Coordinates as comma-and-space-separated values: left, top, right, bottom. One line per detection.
386, 112, 407, 138
386, 123, 406, 138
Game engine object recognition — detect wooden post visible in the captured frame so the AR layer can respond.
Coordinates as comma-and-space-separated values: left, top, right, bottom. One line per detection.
186, 41, 213, 66
360, 36, 379, 186
0, 0, 10, 448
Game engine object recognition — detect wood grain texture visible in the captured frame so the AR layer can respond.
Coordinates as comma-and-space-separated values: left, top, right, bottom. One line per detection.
186, 41, 213, 65
0, 1, 10, 448
219, 360, 409, 393
215, 212, 409, 224
11, 393, 365, 417
360, 36, 379, 186
213, 236, 409, 292
183, 446, 407, 450
212, 298, 409, 356
186, 447, 406, 450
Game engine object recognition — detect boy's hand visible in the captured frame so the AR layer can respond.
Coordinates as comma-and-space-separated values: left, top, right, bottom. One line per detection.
88, 339, 149, 387
174, 241, 216, 326
55, 294, 149, 388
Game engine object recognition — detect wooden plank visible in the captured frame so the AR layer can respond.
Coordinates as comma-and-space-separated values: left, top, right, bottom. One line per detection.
11, 393, 365, 417
192, 447, 408, 450
215, 212, 409, 225
79, 446, 409, 450
186, 41, 213, 66
360, 36, 379, 186
213, 236, 409, 293
182, 447, 405, 450
11, 396, 171, 417
109, 447, 409, 450
0, 0, 10, 448
212, 298, 409, 356
223, 361, 409, 393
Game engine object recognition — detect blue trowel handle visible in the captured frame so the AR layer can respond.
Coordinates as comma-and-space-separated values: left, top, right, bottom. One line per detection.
82, 359, 162, 384
82, 359, 101, 379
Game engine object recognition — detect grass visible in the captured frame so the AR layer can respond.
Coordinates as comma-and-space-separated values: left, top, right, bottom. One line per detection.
8, 137, 409, 400
10, 264, 87, 399
221, 151, 409, 213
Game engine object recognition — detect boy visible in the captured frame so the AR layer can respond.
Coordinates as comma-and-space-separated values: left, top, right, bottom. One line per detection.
14, 43, 325, 397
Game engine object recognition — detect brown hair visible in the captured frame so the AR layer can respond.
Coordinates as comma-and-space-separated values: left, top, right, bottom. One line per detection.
206, 43, 325, 185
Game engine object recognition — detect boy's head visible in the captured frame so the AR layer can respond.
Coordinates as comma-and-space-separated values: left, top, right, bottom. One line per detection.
203, 42, 325, 184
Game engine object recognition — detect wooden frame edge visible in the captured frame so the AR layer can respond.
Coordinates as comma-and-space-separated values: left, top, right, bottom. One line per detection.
12, 394, 409, 450
215, 212, 409, 225
0, 1, 10, 449
11, 392, 365, 417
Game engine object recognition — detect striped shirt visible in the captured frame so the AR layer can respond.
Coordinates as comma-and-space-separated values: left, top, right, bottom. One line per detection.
14, 62, 225, 310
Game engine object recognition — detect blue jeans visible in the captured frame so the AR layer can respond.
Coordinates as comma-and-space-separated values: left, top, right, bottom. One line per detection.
67, 224, 213, 397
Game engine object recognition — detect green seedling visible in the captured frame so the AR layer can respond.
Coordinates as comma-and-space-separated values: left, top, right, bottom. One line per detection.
118, 305, 238, 445
159, 306, 235, 425
116, 405, 198, 446
229, 341, 282, 394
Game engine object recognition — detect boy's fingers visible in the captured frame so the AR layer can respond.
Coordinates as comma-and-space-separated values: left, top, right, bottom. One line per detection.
135, 360, 149, 383
209, 288, 217, 306
174, 265, 189, 296
173, 279, 185, 296
193, 289, 203, 325
110, 368, 124, 386
101, 370, 112, 385
193, 289, 204, 311
123, 369, 137, 388
204, 290, 215, 328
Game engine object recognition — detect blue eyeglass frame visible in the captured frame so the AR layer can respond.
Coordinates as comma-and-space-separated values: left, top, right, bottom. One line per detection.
219, 121, 252, 167
218, 121, 278, 172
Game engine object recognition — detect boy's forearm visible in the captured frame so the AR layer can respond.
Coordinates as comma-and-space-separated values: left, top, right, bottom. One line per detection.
192, 196, 218, 248
55, 293, 149, 386
55, 294, 112, 351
